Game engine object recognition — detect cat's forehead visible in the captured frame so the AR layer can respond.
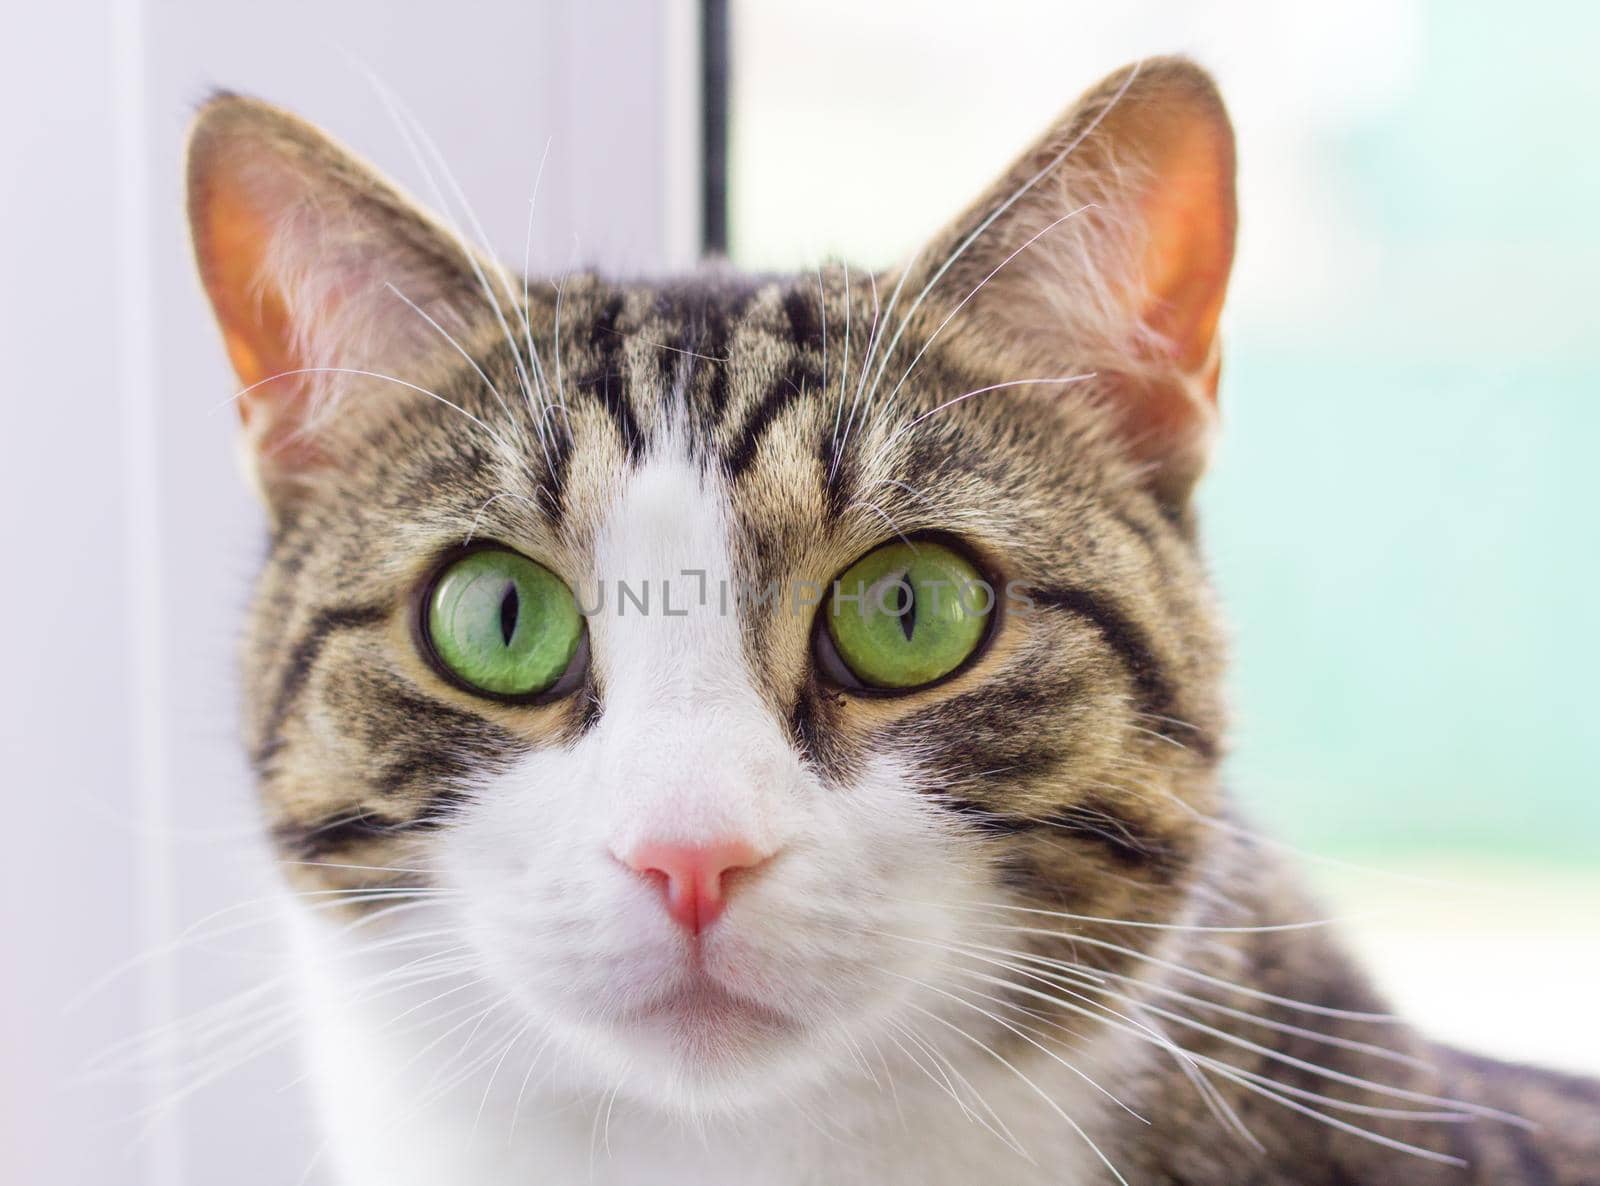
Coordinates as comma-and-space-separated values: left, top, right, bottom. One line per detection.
547, 269, 886, 461
440, 269, 1116, 561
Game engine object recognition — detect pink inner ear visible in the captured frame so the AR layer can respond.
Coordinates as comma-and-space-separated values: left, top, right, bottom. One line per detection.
196, 174, 293, 390
1132, 113, 1237, 402
193, 167, 329, 467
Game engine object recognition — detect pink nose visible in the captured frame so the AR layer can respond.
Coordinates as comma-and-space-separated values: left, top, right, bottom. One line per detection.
621, 839, 767, 935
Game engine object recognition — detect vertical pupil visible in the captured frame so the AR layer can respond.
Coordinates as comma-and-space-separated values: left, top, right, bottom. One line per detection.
498, 581, 520, 646
894, 574, 916, 642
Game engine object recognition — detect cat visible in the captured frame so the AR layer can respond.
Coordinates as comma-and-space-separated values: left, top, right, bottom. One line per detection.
186, 56, 1598, 1185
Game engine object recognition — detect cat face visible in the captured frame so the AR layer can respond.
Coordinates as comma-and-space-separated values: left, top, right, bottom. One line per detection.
189, 59, 1235, 1114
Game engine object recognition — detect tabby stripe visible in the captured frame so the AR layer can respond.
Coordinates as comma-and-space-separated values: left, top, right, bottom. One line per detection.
583, 293, 642, 459
1110, 505, 1170, 565
782, 284, 825, 354
724, 356, 814, 481
701, 305, 734, 423
254, 603, 388, 768
820, 428, 854, 522
1030, 585, 1216, 759
887, 672, 1084, 790
945, 795, 1179, 874
541, 425, 573, 526
589, 291, 624, 346
271, 788, 469, 861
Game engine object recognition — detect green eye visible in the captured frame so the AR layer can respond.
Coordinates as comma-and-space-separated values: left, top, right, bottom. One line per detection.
822, 540, 993, 690
423, 548, 584, 699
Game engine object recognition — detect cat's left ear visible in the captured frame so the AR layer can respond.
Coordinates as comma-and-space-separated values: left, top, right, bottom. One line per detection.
902, 57, 1236, 506
186, 93, 489, 484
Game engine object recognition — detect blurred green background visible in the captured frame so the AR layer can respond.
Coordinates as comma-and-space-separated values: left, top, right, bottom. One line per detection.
728, 0, 1599, 1068
1208, 2, 1599, 863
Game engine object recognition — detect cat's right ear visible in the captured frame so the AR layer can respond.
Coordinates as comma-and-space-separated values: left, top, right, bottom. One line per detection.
186, 94, 487, 494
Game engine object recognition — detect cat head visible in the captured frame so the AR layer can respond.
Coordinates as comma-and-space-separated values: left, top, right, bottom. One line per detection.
188, 57, 1235, 1114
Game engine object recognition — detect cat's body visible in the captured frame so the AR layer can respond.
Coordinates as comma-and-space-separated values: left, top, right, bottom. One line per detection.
186, 59, 1598, 1185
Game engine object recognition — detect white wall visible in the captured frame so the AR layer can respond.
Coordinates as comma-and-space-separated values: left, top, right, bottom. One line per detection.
0, 3, 695, 1182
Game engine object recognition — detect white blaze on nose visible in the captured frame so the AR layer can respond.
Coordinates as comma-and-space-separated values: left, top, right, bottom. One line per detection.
590, 448, 742, 697
587, 444, 799, 866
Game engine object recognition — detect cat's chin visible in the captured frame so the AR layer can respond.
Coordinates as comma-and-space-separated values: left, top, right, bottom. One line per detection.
538, 977, 843, 1115
616, 975, 797, 1039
